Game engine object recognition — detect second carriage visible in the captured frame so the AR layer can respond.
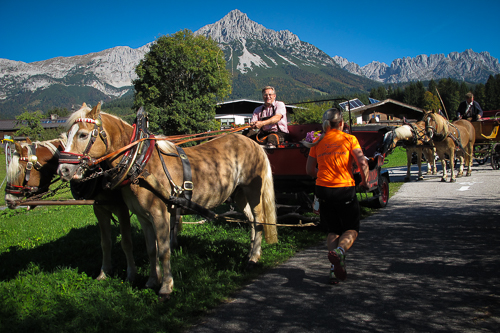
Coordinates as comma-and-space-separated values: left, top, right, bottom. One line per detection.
472, 110, 500, 170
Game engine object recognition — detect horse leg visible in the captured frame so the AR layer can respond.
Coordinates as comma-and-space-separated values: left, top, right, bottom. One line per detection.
234, 187, 263, 266
140, 217, 162, 289
431, 149, 437, 175
457, 155, 464, 177
153, 205, 174, 300
94, 206, 113, 281
449, 148, 456, 182
437, 150, 448, 182
112, 204, 137, 282
405, 149, 412, 182
169, 208, 182, 249
424, 148, 435, 175
122, 187, 161, 289
416, 148, 424, 181
466, 143, 473, 176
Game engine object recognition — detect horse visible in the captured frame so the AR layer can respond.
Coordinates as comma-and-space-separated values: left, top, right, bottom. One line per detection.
381, 122, 436, 181
4, 134, 137, 282
57, 103, 278, 300
424, 111, 475, 182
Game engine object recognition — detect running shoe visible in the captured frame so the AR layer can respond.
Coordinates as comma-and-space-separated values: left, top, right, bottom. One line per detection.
329, 269, 339, 285
328, 249, 347, 281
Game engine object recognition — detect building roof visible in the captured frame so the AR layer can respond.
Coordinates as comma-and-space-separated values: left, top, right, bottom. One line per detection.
348, 99, 424, 117
0, 117, 68, 132
216, 99, 301, 115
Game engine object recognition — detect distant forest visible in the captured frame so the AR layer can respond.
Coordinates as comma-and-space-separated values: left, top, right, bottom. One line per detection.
369, 74, 500, 119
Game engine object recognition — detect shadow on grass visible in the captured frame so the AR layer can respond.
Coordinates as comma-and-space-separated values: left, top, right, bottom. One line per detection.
0, 216, 267, 284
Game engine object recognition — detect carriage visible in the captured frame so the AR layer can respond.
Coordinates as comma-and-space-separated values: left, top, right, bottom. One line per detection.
471, 110, 500, 169
265, 122, 391, 221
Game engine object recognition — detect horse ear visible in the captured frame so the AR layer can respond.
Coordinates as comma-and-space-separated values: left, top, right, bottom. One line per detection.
25, 137, 32, 144
82, 102, 87, 108
14, 142, 23, 155
89, 102, 101, 119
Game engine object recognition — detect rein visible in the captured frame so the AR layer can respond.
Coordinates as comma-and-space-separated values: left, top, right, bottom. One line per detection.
65, 124, 252, 168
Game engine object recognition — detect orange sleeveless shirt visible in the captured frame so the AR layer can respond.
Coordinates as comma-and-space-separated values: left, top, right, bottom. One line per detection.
309, 129, 361, 188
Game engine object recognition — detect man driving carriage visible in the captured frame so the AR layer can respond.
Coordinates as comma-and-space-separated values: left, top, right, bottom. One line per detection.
246, 86, 289, 148
457, 92, 483, 121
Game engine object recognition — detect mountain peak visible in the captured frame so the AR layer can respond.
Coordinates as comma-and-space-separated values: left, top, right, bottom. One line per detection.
195, 9, 299, 45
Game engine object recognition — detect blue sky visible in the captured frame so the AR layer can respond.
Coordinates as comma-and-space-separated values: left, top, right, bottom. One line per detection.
1, 0, 499, 67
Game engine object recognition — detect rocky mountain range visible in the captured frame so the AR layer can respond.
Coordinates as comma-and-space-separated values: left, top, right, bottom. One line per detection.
1, 9, 499, 117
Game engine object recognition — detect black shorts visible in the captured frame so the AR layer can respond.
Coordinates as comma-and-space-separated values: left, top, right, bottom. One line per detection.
315, 185, 360, 235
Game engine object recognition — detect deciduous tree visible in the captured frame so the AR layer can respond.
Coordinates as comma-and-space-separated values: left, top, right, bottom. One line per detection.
14, 110, 44, 139
134, 29, 232, 135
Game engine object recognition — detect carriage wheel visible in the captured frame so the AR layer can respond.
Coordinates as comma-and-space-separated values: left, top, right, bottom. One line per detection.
474, 144, 490, 165
374, 175, 389, 208
491, 143, 500, 170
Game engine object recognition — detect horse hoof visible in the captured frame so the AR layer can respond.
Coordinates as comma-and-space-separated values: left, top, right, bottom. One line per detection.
158, 293, 171, 302
246, 260, 258, 270
441, 178, 447, 182
450, 179, 456, 183
96, 271, 107, 281
417, 177, 424, 181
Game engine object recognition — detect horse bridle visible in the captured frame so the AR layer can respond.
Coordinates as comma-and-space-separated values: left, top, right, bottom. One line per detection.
424, 114, 446, 141
5, 144, 46, 197
59, 115, 108, 169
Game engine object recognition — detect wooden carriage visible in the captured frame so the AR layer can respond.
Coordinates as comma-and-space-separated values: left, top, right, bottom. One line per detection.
472, 110, 500, 170
265, 123, 391, 221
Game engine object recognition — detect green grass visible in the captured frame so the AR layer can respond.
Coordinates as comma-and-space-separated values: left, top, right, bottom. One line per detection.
0, 146, 408, 333
381, 146, 407, 169
0, 205, 326, 333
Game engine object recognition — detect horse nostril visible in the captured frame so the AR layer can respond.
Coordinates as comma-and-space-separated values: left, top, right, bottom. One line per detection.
58, 166, 68, 177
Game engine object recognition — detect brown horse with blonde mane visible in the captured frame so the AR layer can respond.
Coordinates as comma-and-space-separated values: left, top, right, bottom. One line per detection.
424, 111, 475, 182
57, 103, 278, 300
4, 133, 137, 282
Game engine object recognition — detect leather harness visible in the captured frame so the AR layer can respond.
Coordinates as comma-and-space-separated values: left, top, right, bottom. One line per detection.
60, 107, 216, 220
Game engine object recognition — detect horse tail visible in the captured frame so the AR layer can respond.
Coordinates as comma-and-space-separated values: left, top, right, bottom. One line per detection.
258, 146, 278, 244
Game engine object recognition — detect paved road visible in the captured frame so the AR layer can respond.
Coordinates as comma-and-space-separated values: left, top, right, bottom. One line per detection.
188, 163, 500, 332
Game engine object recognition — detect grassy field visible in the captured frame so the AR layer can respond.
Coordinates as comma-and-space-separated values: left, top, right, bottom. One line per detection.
0, 147, 406, 333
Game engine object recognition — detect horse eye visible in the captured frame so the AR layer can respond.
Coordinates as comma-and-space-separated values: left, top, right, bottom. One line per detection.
79, 133, 89, 140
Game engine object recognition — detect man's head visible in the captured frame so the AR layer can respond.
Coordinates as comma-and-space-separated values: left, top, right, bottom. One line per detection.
262, 86, 276, 106
466, 92, 474, 103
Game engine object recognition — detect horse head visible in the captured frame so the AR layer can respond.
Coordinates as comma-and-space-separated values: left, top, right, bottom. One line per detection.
58, 102, 111, 181
5, 136, 66, 209
424, 110, 449, 141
